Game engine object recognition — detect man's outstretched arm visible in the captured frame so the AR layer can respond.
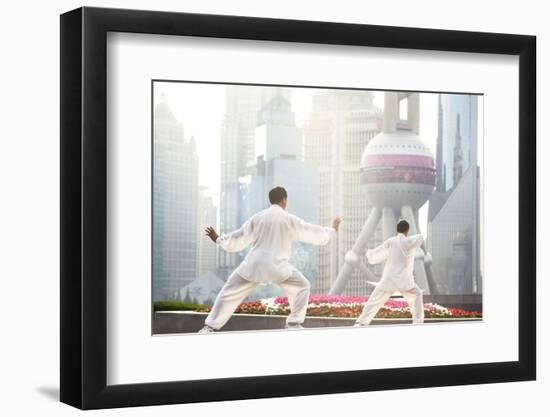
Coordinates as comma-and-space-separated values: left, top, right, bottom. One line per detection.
292, 215, 341, 245
405, 234, 424, 250
366, 240, 390, 264
205, 217, 255, 253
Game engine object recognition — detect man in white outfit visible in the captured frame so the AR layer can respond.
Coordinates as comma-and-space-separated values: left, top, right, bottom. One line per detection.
355, 219, 425, 326
199, 186, 341, 333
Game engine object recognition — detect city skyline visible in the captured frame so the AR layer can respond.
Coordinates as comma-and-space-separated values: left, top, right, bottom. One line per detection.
152, 82, 475, 237
152, 83, 441, 196
152, 82, 483, 300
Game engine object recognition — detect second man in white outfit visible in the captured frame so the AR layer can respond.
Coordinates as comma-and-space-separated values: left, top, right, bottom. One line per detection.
355, 219, 425, 326
199, 186, 341, 333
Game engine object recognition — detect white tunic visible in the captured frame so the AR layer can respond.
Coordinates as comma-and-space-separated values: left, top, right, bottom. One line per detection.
366, 232, 424, 291
216, 204, 335, 283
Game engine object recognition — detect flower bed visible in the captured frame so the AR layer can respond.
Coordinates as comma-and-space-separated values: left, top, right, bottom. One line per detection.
198, 294, 482, 319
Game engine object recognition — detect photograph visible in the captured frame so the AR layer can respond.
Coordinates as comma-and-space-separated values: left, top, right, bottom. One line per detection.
151, 81, 484, 335
0, 0, 542, 413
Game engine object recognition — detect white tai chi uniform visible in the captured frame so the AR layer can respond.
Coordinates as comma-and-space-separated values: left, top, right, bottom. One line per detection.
356, 233, 425, 326
205, 204, 336, 330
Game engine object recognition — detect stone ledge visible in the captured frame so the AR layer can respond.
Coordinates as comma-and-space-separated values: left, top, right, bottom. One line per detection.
153, 311, 482, 334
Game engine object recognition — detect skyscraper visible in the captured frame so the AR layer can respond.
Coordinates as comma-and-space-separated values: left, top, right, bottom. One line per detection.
437, 94, 478, 192
153, 99, 199, 300
217, 85, 291, 280
238, 93, 319, 291
452, 114, 464, 187
428, 94, 481, 295
196, 186, 218, 277
303, 90, 383, 295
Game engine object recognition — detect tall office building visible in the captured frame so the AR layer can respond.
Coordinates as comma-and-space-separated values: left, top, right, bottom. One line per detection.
218, 85, 291, 280
196, 187, 218, 277
428, 94, 481, 294
436, 94, 478, 192
238, 93, 319, 293
153, 100, 199, 300
303, 90, 383, 295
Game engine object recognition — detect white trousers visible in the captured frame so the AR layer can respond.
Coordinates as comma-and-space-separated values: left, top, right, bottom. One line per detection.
356, 283, 424, 325
204, 269, 311, 330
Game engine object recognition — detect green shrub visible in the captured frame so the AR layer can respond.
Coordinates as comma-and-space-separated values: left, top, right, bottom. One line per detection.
154, 300, 206, 311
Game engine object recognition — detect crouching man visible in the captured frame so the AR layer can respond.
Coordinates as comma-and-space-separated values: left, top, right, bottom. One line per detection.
199, 186, 341, 333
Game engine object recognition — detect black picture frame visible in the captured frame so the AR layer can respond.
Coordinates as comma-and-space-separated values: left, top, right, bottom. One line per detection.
60, 6, 536, 410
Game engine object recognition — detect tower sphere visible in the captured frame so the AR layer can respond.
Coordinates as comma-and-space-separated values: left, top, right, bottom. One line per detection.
360, 130, 436, 210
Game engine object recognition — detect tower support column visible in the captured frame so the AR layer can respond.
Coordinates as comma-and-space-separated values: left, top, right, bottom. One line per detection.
382, 207, 396, 241
329, 206, 381, 294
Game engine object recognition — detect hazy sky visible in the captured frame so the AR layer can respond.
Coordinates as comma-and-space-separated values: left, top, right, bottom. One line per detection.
153, 82, 440, 232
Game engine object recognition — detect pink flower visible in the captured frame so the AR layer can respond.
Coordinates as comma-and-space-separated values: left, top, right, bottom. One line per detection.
214, 293, 482, 319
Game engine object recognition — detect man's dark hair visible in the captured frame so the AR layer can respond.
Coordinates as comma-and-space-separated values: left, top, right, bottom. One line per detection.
269, 186, 287, 204
397, 219, 410, 234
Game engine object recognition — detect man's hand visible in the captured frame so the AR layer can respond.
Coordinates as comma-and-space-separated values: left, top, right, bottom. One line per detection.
205, 226, 219, 243
332, 217, 342, 232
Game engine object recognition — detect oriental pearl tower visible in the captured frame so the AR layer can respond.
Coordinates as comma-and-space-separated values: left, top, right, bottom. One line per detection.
329, 92, 437, 295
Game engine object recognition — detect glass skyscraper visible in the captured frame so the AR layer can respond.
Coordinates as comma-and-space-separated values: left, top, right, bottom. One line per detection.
153, 100, 199, 300
428, 94, 481, 295
303, 90, 383, 295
